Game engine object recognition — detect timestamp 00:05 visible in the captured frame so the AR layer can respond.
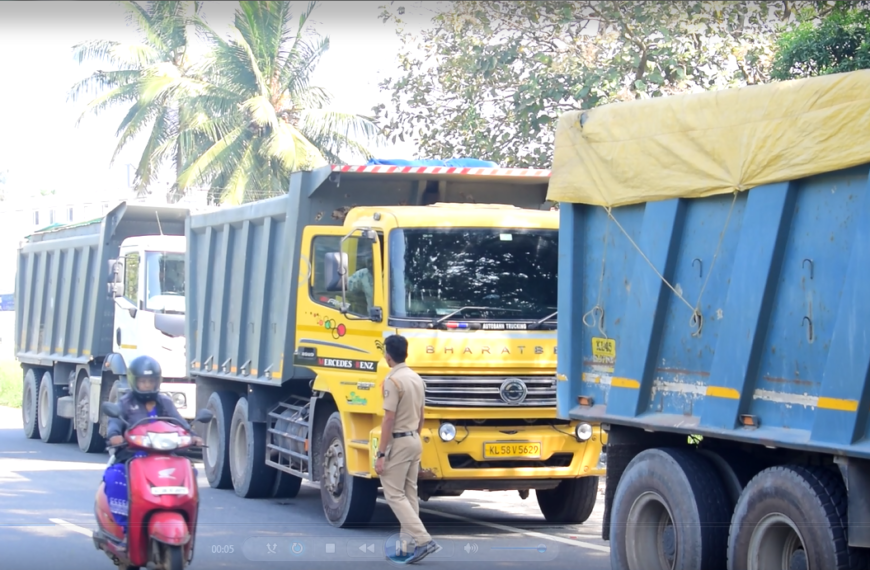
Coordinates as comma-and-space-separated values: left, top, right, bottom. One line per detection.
212, 545, 236, 554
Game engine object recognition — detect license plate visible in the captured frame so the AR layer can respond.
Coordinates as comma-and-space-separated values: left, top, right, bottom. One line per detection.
483, 442, 542, 459
151, 486, 189, 496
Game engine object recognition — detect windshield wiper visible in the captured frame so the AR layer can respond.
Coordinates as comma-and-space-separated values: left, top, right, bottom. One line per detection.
530, 310, 558, 330
434, 306, 521, 325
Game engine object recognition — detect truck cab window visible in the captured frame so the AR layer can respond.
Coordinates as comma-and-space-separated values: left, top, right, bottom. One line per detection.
145, 252, 185, 313
124, 253, 139, 304
311, 235, 374, 316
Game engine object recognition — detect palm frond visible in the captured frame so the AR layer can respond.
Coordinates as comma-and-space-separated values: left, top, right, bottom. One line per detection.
220, 142, 256, 205
67, 69, 140, 104
73, 82, 142, 126
120, 0, 169, 54
298, 108, 384, 147
71, 39, 158, 68
177, 125, 246, 189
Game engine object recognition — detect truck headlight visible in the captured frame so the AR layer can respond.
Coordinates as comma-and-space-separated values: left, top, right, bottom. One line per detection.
575, 423, 593, 441
171, 393, 187, 409
438, 423, 456, 442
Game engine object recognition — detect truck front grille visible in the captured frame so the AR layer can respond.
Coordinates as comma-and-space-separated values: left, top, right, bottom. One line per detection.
421, 376, 557, 407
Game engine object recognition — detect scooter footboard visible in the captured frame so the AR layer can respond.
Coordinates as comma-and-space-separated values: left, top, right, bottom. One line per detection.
148, 512, 190, 545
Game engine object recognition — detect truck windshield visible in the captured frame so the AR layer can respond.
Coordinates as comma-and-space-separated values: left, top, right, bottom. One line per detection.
145, 251, 185, 314
389, 228, 557, 321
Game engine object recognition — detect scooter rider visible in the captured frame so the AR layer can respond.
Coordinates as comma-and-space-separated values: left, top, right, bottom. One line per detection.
102, 355, 203, 533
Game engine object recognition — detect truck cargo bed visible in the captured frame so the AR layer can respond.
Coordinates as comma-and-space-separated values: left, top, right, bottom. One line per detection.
557, 164, 870, 459
15, 203, 187, 364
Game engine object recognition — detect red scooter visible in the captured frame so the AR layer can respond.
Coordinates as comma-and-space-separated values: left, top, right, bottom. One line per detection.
93, 401, 213, 570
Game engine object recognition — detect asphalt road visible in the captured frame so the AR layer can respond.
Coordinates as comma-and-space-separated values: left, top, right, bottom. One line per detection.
0, 406, 612, 570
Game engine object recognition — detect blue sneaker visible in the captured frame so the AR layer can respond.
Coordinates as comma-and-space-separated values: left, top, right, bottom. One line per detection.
385, 540, 415, 562
405, 541, 442, 564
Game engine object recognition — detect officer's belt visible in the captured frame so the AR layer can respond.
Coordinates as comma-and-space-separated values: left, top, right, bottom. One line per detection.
393, 431, 415, 438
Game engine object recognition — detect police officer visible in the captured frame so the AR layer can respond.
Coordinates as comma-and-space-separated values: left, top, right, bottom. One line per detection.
375, 334, 441, 563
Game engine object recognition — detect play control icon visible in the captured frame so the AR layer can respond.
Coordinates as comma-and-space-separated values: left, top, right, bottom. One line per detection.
359, 543, 375, 554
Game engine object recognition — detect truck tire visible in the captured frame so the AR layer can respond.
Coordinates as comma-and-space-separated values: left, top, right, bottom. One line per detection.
75, 377, 105, 453
38, 371, 70, 443
271, 470, 303, 499
536, 476, 599, 524
727, 465, 865, 570
609, 447, 730, 570
203, 391, 238, 489
22, 368, 40, 439
319, 412, 377, 527
229, 397, 276, 498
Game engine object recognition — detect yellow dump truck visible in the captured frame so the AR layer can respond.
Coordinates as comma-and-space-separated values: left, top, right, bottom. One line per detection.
189, 162, 605, 527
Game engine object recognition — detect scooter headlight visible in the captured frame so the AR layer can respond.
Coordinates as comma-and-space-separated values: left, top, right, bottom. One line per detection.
145, 432, 182, 451
438, 422, 457, 442
575, 423, 593, 441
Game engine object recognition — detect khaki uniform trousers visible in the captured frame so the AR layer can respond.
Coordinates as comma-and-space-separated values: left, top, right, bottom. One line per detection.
381, 433, 432, 545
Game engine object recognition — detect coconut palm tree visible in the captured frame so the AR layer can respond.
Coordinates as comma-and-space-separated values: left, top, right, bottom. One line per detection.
68, 0, 203, 199
175, 1, 383, 205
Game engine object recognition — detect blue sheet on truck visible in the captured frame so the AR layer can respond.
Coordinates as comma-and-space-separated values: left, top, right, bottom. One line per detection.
366, 158, 499, 168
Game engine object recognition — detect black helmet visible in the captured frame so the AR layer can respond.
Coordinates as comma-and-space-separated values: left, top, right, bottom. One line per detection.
127, 355, 163, 403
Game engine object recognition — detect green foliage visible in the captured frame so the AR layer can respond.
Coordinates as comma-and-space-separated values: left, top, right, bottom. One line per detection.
69, 1, 204, 199
771, 2, 870, 79
175, 1, 383, 205
375, 1, 821, 168
70, 1, 383, 205
0, 361, 22, 409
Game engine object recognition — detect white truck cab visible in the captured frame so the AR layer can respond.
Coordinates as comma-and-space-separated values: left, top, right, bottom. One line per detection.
111, 235, 195, 419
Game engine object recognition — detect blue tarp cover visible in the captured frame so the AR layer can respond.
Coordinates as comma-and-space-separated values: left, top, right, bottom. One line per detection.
366, 158, 499, 168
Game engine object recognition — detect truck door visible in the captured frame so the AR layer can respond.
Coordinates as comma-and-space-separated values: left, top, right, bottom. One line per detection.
113, 249, 141, 365
296, 226, 386, 389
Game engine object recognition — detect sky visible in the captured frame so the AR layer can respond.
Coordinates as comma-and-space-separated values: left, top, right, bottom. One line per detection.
0, 0, 441, 201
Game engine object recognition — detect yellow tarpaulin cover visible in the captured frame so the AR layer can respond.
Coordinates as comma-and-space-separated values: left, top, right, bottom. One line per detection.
547, 70, 870, 207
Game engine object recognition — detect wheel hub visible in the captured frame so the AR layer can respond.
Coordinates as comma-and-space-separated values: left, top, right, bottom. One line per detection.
205, 419, 219, 468
232, 421, 247, 478
76, 390, 89, 433
39, 384, 49, 430
23, 384, 34, 425
323, 440, 345, 496
625, 491, 677, 570
748, 513, 807, 570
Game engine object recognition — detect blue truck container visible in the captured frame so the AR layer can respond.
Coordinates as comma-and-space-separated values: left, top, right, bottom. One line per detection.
548, 70, 870, 570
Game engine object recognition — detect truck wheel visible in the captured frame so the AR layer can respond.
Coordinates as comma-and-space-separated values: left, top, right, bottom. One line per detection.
609, 448, 730, 570
536, 476, 599, 524
271, 470, 303, 499
75, 377, 105, 453
22, 368, 40, 439
320, 412, 377, 527
229, 397, 276, 498
727, 465, 864, 570
204, 391, 238, 489
38, 371, 70, 443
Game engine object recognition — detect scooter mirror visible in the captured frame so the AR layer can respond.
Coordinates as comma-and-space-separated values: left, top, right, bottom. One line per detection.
194, 409, 214, 424
102, 402, 122, 419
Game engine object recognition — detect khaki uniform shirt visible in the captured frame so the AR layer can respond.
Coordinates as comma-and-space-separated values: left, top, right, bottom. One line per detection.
383, 362, 425, 433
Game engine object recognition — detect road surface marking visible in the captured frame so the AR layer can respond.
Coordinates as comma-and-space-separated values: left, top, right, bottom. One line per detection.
47, 502, 610, 554
375, 498, 610, 554
49, 518, 93, 537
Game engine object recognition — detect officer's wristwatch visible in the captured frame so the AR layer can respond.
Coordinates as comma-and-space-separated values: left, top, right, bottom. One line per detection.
377, 451, 386, 459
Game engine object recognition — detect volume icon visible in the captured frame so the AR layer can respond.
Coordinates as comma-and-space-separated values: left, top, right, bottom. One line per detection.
463, 543, 479, 554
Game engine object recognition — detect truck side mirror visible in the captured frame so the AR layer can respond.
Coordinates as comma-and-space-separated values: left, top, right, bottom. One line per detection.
107, 259, 123, 284
369, 307, 383, 322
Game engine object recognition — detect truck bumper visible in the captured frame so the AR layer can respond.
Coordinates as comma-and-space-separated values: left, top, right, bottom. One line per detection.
370, 421, 606, 485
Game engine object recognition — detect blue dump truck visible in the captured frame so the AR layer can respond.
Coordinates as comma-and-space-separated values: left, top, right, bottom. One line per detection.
549, 69, 870, 570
